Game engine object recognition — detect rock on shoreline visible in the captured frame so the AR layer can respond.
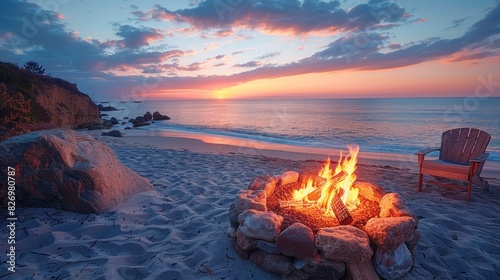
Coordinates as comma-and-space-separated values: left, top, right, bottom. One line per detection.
0, 129, 153, 213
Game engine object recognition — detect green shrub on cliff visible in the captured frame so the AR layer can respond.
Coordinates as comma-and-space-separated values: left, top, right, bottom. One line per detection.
0, 83, 32, 138
24, 61, 45, 75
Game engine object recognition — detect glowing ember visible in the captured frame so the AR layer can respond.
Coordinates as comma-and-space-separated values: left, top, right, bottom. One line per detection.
292, 145, 360, 216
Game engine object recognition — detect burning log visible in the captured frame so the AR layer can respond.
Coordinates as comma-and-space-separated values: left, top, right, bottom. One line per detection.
331, 192, 353, 225
306, 171, 347, 201
278, 200, 314, 208
278, 200, 304, 208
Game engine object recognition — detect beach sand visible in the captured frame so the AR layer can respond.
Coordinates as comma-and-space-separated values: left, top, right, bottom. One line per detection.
2, 130, 499, 279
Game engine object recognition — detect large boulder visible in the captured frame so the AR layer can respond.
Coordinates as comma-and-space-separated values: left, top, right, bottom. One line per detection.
143, 111, 153, 121
238, 209, 284, 241
365, 216, 417, 251
0, 129, 153, 213
315, 226, 373, 263
248, 174, 276, 197
276, 222, 316, 259
152, 111, 170, 120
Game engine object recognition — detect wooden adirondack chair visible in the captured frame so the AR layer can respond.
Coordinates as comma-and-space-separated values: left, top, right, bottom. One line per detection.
415, 128, 491, 201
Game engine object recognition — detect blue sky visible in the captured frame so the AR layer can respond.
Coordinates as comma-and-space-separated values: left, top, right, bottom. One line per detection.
1, 0, 499, 100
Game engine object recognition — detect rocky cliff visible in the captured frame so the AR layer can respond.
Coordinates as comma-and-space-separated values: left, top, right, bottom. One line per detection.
0, 61, 100, 139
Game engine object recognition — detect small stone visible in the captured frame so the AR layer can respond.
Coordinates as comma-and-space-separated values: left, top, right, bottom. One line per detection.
315, 226, 373, 263
365, 216, 416, 251
238, 209, 284, 241
379, 193, 418, 226
280, 171, 299, 186
255, 240, 281, 255
226, 226, 237, 239
248, 174, 276, 197
374, 243, 413, 279
353, 181, 386, 204
234, 190, 267, 213
276, 223, 316, 259
405, 229, 420, 252
294, 254, 345, 280
250, 249, 294, 274
228, 203, 239, 227
236, 227, 256, 250
231, 238, 251, 260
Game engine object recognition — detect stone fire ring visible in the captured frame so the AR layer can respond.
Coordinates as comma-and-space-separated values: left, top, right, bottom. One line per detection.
227, 171, 419, 280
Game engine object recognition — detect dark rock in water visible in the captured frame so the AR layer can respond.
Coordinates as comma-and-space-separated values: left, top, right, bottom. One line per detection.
88, 124, 105, 130
102, 119, 113, 129
97, 104, 119, 111
0, 129, 153, 213
123, 117, 129, 120
131, 116, 150, 127
121, 122, 127, 125
132, 120, 151, 127
144, 111, 153, 121
100, 113, 109, 117
124, 127, 132, 130
101, 130, 122, 137
153, 111, 170, 120
110, 117, 119, 125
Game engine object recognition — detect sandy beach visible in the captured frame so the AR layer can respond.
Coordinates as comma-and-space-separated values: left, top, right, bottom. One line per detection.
2, 130, 499, 279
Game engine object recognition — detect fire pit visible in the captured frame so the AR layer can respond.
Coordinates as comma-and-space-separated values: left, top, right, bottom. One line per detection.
227, 146, 419, 279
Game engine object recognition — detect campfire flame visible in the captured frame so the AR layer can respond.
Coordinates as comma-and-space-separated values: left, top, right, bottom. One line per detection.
292, 145, 360, 216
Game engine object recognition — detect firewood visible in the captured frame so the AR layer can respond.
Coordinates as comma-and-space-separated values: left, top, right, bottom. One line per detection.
345, 260, 380, 280
331, 192, 353, 225
306, 171, 347, 201
278, 200, 314, 208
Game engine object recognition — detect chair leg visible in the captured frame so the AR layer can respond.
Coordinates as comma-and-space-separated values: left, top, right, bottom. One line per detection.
466, 178, 473, 201
418, 173, 423, 192
472, 175, 489, 190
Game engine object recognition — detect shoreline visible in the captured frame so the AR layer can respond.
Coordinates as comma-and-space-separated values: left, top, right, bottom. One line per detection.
89, 128, 500, 179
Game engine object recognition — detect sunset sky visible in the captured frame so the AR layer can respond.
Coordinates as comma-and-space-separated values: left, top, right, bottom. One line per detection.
1, 0, 499, 100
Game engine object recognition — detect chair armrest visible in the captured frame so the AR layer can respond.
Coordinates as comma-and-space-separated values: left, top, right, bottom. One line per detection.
414, 148, 440, 156
470, 153, 489, 164
415, 148, 440, 168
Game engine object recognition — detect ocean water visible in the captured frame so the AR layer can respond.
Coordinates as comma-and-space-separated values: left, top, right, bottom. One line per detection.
103, 98, 500, 162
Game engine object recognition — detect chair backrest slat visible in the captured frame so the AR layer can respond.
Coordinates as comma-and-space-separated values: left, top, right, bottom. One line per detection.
439, 128, 491, 165
470, 131, 491, 159
459, 129, 480, 164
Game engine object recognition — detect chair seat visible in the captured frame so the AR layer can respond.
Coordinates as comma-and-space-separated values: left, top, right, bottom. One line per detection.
422, 159, 470, 174
421, 159, 471, 181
